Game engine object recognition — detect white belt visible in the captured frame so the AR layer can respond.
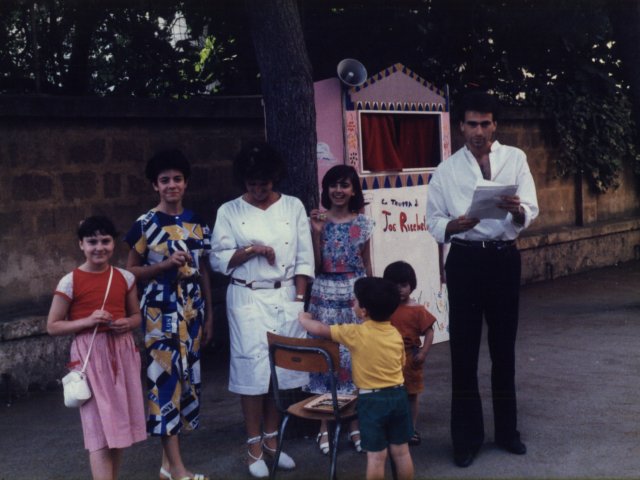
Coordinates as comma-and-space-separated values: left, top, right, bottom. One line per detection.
359, 384, 404, 395
230, 277, 294, 290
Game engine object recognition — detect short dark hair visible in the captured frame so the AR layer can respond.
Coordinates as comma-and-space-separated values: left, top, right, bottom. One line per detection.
77, 215, 118, 240
383, 261, 417, 291
145, 149, 191, 183
458, 91, 499, 122
320, 165, 365, 211
233, 142, 286, 187
353, 277, 400, 322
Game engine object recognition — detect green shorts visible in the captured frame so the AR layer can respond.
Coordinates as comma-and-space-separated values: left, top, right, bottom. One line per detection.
357, 386, 413, 452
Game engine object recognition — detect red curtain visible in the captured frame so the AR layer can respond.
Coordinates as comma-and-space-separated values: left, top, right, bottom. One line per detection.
361, 114, 403, 171
397, 116, 439, 168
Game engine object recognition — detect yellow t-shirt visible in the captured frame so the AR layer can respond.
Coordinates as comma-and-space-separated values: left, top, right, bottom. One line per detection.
330, 320, 405, 390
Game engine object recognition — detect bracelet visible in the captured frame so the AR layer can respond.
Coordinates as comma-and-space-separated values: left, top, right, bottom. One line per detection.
295, 294, 305, 301
244, 245, 254, 255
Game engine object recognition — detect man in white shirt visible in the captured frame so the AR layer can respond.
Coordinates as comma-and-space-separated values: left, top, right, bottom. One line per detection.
427, 92, 539, 468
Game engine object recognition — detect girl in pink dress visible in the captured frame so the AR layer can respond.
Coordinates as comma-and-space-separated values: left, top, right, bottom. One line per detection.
47, 216, 146, 480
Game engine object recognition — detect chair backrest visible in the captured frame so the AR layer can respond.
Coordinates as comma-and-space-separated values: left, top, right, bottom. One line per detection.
267, 332, 340, 374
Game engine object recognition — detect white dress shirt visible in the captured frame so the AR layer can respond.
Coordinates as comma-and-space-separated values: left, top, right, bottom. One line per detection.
427, 141, 539, 243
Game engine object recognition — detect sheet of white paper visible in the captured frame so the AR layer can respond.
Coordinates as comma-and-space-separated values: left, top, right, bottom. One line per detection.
465, 181, 518, 220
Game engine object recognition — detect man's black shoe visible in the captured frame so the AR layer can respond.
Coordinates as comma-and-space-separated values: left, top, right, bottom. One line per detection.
496, 438, 527, 455
453, 450, 476, 468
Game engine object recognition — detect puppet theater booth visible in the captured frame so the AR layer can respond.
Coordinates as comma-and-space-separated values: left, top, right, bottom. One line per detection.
314, 62, 450, 343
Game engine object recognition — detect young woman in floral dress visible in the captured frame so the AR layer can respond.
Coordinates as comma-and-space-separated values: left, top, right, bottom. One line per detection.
305, 165, 374, 455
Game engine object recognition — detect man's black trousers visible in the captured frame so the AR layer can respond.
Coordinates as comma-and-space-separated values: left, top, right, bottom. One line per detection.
445, 242, 522, 454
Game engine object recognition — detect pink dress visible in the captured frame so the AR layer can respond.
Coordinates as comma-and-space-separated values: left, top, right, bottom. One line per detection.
55, 267, 147, 451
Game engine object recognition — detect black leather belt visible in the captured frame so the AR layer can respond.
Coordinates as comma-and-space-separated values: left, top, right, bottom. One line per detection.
451, 238, 516, 250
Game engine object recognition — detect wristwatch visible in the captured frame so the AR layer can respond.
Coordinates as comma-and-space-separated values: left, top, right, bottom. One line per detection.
295, 294, 305, 302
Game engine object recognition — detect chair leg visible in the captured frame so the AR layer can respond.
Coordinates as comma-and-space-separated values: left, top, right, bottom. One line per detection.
329, 422, 341, 480
269, 414, 290, 480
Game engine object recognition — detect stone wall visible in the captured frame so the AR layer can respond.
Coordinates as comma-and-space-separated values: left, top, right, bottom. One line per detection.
1, 95, 265, 317
2, 95, 640, 397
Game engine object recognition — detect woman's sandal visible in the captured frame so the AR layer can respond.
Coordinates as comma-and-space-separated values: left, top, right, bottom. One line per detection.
349, 430, 363, 453
408, 430, 421, 446
316, 431, 330, 455
247, 435, 269, 478
263, 431, 296, 470
159, 466, 209, 480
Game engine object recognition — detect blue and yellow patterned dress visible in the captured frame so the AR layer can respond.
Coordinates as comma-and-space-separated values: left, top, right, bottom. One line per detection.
305, 213, 374, 395
125, 208, 210, 436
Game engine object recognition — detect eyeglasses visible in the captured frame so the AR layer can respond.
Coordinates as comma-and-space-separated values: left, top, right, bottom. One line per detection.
464, 120, 494, 128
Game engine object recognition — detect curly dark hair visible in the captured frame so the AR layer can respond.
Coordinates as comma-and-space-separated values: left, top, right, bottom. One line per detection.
320, 165, 364, 211
233, 142, 286, 187
145, 149, 191, 183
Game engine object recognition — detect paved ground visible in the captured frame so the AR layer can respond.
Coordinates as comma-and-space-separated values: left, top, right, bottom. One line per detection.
2, 260, 640, 479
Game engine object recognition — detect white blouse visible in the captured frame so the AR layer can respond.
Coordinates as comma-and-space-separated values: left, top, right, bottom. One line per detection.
209, 194, 315, 282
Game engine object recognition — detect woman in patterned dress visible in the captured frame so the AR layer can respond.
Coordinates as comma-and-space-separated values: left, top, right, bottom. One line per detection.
210, 142, 314, 478
125, 149, 213, 480
305, 165, 374, 454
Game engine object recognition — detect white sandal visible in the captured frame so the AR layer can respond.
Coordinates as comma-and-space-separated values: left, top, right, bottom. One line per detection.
316, 431, 330, 455
160, 466, 208, 480
263, 431, 296, 470
349, 430, 363, 453
247, 435, 269, 478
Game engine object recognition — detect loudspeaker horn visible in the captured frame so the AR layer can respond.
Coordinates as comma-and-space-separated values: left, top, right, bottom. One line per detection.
337, 58, 367, 87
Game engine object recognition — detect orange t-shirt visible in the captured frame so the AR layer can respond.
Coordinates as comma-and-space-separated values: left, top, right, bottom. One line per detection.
389, 303, 436, 350
54, 267, 135, 331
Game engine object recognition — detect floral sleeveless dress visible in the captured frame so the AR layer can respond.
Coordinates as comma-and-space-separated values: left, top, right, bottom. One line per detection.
305, 214, 374, 394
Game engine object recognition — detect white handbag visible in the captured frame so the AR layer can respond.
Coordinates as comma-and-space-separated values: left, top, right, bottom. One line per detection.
61, 267, 113, 408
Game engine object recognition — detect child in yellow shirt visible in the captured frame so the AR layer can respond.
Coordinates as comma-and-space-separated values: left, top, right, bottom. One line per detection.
299, 277, 414, 480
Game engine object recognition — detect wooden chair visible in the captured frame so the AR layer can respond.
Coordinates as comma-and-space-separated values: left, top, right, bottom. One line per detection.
267, 332, 358, 480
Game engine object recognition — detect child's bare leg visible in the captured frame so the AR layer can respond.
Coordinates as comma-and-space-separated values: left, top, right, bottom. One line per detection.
408, 394, 419, 427
89, 447, 114, 480
366, 449, 388, 480
110, 449, 123, 479
389, 443, 414, 480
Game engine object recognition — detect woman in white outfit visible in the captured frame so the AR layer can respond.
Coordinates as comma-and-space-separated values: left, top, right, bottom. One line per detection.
210, 142, 314, 478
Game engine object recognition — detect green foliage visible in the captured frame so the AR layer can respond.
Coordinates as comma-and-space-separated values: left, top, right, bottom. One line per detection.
0, 1, 240, 97
194, 36, 237, 94
1, 0, 640, 192
537, 78, 640, 192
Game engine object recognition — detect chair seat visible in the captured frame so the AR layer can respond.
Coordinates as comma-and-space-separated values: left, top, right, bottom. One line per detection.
267, 332, 354, 479
287, 394, 358, 422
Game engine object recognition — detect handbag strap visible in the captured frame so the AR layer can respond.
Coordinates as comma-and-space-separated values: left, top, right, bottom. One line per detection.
80, 266, 114, 374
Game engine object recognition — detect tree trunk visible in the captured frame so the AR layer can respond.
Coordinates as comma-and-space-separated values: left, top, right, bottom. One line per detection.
64, 3, 102, 95
608, 0, 640, 139
245, 0, 318, 211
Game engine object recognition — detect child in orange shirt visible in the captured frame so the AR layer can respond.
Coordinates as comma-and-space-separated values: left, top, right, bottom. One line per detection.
384, 261, 436, 446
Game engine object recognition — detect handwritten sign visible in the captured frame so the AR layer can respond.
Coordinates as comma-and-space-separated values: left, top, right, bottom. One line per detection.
365, 185, 449, 343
